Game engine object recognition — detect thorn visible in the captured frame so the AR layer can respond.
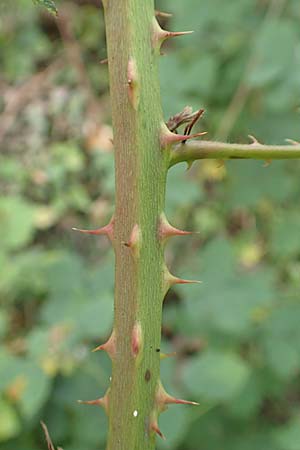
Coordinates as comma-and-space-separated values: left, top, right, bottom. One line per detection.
78, 389, 110, 414
173, 278, 202, 285
92, 330, 116, 359
152, 19, 193, 50
159, 212, 195, 241
186, 160, 194, 171
127, 57, 140, 110
155, 9, 172, 18
150, 421, 166, 440
163, 266, 201, 295
248, 134, 261, 145
131, 321, 143, 358
160, 351, 176, 360
164, 30, 194, 39
156, 381, 199, 411
160, 122, 207, 148
286, 138, 300, 145
100, 58, 108, 64
78, 398, 103, 406
123, 224, 141, 257
166, 397, 199, 406
72, 216, 114, 241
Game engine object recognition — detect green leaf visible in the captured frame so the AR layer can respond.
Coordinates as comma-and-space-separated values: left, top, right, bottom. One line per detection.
34, 0, 58, 15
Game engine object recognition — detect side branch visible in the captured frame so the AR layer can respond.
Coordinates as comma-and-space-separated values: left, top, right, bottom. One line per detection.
169, 140, 300, 167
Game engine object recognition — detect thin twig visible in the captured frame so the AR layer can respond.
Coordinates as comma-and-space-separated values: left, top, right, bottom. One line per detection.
40, 422, 56, 450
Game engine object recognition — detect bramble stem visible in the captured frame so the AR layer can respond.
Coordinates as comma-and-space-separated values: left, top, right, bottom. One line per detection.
103, 1, 168, 449
169, 140, 300, 167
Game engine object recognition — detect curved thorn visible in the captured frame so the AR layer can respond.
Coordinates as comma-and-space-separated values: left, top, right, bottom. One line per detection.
164, 266, 202, 295
286, 138, 300, 145
78, 390, 110, 414
153, 19, 193, 50
173, 277, 202, 285
78, 398, 103, 406
164, 30, 194, 39
172, 131, 208, 143
124, 224, 142, 257
167, 397, 199, 406
160, 123, 207, 147
92, 330, 116, 358
72, 216, 114, 241
186, 160, 194, 171
248, 134, 261, 145
159, 212, 194, 241
151, 421, 166, 440
155, 9, 172, 18
156, 381, 199, 410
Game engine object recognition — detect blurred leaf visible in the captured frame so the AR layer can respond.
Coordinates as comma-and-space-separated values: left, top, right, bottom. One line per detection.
0, 350, 51, 420
247, 20, 298, 88
225, 161, 294, 208
158, 407, 190, 449
0, 400, 21, 442
178, 238, 275, 338
166, 164, 203, 214
270, 210, 300, 259
0, 311, 8, 339
260, 304, 300, 379
41, 252, 114, 340
226, 372, 263, 419
34, 0, 57, 15
0, 197, 37, 251
182, 350, 251, 402
273, 417, 300, 450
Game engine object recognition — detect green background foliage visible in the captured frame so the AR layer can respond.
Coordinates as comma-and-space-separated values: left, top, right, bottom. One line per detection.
0, 1, 300, 449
